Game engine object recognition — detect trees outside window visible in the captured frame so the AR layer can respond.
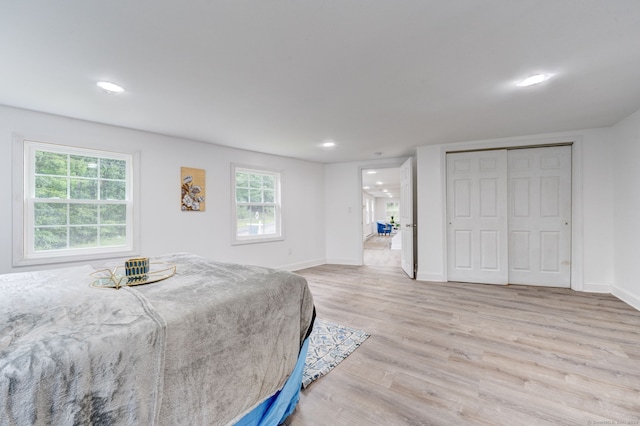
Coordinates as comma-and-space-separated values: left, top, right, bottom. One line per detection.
386, 201, 399, 223
232, 165, 282, 244
17, 140, 136, 265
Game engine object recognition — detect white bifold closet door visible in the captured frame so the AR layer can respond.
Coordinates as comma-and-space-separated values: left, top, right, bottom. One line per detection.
508, 146, 572, 287
447, 150, 509, 285
447, 145, 571, 287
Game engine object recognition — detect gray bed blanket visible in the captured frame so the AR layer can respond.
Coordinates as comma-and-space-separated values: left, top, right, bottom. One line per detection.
0, 253, 315, 426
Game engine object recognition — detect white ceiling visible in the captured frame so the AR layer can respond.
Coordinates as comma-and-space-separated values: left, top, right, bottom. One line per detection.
2, 1, 640, 164
362, 168, 401, 199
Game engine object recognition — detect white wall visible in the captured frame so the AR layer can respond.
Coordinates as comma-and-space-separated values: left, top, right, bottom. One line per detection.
6, 102, 633, 307
416, 144, 447, 282
325, 158, 408, 265
375, 197, 399, 223
1, 105, 326, 273
612, 107, 640, 310
416, 128, 615, 294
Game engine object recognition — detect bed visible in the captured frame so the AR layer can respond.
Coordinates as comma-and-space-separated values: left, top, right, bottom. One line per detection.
0, 252, 315, 425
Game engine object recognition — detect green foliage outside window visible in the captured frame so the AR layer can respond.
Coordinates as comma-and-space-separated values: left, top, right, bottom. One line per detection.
32, 149, 128, 252
386, 201, 399, 223
235, 169, 279, 237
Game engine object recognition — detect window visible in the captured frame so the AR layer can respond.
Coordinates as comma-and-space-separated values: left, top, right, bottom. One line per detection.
363, 197, 374, 225
370, 199, 375, 224
232, 165, 282, 244
386, 201, 399, 223
363, 196, 370, 225
14, 140, 138, 265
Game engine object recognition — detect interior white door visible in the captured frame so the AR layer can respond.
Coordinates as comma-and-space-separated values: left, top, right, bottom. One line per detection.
400, 157, 415, 278
508, 146, 572, 287
447, 150, 508, 285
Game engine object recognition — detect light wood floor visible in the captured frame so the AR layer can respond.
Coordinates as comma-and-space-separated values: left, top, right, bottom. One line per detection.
286, 264, 640, 426
363, 234, 401, 268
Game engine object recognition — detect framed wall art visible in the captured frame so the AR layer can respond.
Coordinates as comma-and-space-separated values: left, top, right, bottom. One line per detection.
181, 167, 205, 211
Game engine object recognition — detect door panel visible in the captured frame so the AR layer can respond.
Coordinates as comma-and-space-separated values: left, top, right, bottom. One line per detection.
512, 178, 530, 216
400, 158, 415, 278
480, 230, 499, 270
540, 176, 560, 217
508, 146, 571, 287
454, 230, 472, 268
447, 150, 508, 285
512, 231, 530, 270
480, 179, 498, 216
540, 232, 560, 272
454, 179, 471, 217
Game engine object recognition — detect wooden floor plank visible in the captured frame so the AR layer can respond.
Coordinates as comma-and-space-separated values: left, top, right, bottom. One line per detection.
285, 264, 640, 425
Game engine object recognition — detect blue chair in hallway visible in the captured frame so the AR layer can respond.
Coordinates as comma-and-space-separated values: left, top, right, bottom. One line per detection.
377, 221, 392, 235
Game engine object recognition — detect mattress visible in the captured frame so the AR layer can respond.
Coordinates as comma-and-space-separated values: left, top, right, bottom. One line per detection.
0, 252, 315, 425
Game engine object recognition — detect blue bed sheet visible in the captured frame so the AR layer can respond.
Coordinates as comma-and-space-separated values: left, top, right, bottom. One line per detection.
235, 336, 310, 426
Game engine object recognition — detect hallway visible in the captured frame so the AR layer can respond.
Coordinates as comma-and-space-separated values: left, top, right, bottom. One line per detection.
363, 234, 401, 268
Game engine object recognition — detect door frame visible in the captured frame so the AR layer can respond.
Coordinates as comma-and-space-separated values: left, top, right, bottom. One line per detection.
357, 160, 413, 267
440, 137, 584, 291
400, 157, 416, 278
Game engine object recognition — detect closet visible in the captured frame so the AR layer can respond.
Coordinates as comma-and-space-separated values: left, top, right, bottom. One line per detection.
446, 145, 571, 287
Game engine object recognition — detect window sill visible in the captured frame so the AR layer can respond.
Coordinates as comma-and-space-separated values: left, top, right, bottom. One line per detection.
232, 236, 284, 246
13, 247, 139, 268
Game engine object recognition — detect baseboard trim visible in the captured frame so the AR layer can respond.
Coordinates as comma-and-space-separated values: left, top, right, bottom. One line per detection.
416, 271, 446, 282
611, 286, 640, 312
278, 258, 326, 272
581, 282, 612, 293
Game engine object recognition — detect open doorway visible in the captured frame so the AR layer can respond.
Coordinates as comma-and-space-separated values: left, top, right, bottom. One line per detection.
362, 167, 402, 267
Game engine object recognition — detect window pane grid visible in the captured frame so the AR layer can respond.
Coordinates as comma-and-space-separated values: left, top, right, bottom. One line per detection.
34, 151, 126, 201
32, 200, 127, 252
233, 167, 281, 241
26, 142, 132, 257
386, 201, 399, 223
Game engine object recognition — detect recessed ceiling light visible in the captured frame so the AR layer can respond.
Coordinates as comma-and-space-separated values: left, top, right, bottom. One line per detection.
516, 73, 552, 87
376, 181, 383, 185
383, 189, 388, 192
97, 81, 125, 94
363, 186, 370, 190
366, 170, 377, 174
322, 140, 336, 148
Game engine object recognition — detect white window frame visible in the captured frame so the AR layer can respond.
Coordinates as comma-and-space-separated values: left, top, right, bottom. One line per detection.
364, 196, 370, 225
231, 164, 283, 245
386, 201, 399, 223
12, 136, 140, 266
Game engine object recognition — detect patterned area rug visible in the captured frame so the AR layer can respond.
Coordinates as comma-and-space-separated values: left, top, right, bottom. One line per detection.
302, 319, 370, 388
